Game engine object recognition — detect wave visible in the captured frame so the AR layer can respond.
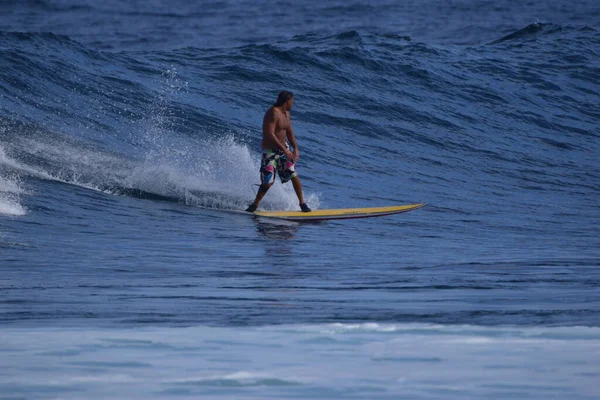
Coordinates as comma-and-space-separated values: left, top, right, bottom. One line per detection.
489, 22, 599, 45
0, 24, 598, 216
0, 119, 318, 212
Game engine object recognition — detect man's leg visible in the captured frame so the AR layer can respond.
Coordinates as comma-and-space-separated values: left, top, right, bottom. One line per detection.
247, 153, 276, 212
284, 157, 310, 212
291, 176, 311, 212
252, 183, 272, 207
291, 175, 304, 204
246, 183, 272, 212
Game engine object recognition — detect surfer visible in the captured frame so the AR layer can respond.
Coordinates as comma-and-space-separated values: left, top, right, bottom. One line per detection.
245, 91, 311, 213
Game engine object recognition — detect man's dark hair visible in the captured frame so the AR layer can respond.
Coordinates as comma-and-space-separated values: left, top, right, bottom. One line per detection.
275, 91, 294, 107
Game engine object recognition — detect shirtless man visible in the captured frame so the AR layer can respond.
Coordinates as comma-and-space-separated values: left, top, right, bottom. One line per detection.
245, 91, 311, 213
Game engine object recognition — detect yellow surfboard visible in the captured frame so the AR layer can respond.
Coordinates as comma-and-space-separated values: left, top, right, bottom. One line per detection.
253, 203, 425, 221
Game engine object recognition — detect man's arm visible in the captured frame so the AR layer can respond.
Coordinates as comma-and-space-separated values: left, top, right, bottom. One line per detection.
286, 114, 300, 162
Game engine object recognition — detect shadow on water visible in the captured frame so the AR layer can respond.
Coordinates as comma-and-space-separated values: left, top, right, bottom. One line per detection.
254, 217, 327, 240
255, 218, 299, 240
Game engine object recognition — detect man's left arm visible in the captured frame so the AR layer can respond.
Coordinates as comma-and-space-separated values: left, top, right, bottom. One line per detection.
286, 119, 300, 162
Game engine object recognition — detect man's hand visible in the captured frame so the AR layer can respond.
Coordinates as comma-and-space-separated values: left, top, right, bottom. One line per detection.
284, 149, 294, 160
293, 149, 300, 163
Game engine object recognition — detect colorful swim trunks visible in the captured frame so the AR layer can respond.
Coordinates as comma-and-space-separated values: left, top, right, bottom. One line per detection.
260, 149, 297, 184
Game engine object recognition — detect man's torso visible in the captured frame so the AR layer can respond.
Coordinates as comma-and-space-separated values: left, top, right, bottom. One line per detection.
262, 106, 290, 150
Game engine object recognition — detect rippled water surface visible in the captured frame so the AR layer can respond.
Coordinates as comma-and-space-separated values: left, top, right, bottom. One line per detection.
1, 1, 599, 398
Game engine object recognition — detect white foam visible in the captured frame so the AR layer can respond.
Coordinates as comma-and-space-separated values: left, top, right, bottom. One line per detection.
0, 141, 63, 182
0, 200, 26, 216
0, 147, 27, 216
127, 133, 321, 211
131, 66, 321, 210
0, 175, 23, 195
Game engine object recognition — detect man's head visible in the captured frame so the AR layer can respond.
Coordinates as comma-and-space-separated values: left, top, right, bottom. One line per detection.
275, 90, 294, 110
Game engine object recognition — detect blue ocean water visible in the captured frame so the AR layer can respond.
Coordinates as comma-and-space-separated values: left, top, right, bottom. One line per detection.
1, 1, 600, 398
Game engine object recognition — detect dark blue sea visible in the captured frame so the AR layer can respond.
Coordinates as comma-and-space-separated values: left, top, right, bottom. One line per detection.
1, 1, 599, 399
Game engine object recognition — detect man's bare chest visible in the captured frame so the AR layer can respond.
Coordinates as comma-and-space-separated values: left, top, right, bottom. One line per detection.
276, 113, 290, 131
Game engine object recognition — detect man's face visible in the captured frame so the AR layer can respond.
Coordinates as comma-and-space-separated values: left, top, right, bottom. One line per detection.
286, 98, 294, 110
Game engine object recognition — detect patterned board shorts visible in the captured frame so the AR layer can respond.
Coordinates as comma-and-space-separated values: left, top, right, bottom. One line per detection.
260, 149, 297, 184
